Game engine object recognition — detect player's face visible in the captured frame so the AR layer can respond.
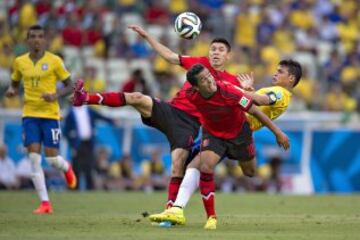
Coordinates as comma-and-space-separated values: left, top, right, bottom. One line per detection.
196, 68, 217, 95
209, 42, 230, 69
272, 65, 293, 87
27, 30, 46, 53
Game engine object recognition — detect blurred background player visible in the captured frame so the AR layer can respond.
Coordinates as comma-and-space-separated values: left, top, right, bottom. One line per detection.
5, 25, 76, 214
63, 104, 114, 190
150, 64, 289, 229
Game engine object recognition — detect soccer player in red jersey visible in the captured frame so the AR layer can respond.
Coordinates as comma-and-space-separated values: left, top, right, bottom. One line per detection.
74, 24, 240, 209
149, 64, 289, 229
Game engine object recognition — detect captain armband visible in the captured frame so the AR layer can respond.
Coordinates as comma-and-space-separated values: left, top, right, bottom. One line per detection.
266, 91, 277, 105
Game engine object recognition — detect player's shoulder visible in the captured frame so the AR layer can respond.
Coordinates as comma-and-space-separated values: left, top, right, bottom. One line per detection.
219, 81, 243, 93
257, 86, 288, 96
14, 52, 30, 62
44, 51, 64, 62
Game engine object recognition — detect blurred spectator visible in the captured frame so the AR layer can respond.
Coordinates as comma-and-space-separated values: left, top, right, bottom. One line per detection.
15, 155, 33, 189
109, 154, 140, 191
216, 160, 251, 193
63, 105, 114, 190
121, 69, 151, 95
94, 147, 112, 190
0, 145, 18, 189
83, 66, 106, 93
140, 149, 168, 192
324, 84, 357, 112
62, 13, 83, 46
257, 156, 283, 193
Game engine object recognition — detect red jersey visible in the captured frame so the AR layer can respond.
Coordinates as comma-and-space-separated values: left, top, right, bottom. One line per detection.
169, 56, 240, 120
186, 81, 253, 139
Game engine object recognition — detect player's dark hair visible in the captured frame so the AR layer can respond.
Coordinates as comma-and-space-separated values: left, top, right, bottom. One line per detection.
279, 59, 302, 87
27, 25, 45, 39
210, 38, 231, 52
187, 64, 205, 86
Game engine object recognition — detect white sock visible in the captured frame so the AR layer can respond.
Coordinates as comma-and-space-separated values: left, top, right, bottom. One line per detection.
174, 168, 200, 208
29, 152, 49, 202
46, 155, 69, 172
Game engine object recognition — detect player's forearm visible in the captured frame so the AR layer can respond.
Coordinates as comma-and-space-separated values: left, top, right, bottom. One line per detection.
57, 78, 73, 98
249, 105, 282, 136
244, 91, 269, 106
143, 35, 180, 64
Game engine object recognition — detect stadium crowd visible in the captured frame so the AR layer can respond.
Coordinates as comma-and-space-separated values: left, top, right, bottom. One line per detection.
0, 0, 359, 112
0, 0, 359, 192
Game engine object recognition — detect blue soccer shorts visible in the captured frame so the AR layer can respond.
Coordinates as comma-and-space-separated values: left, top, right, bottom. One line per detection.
22, 117, 61, 149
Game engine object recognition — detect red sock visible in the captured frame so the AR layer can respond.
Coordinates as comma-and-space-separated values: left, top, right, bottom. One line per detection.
88, 92, 126, 107
166, 177, 183, 209
200, 172, 216, 218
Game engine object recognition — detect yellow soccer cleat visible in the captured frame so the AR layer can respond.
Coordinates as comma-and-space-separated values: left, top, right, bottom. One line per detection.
204, 216, 217, 230
149, 207, 186, 225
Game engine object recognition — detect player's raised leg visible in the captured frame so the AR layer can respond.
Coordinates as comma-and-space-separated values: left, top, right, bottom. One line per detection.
73, 79, 153, 118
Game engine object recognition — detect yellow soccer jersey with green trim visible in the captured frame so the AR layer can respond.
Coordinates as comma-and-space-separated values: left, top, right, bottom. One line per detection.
247, 86, 292, 131
11, 51, 70, 120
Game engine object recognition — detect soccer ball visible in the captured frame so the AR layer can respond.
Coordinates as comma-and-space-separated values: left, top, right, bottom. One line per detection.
174, 12, 202, 40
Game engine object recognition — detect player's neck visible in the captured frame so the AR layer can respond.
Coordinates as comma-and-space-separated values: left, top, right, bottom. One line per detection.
200, 91, 215, 99
212, 65, 225, 72
29, 50, 46, 62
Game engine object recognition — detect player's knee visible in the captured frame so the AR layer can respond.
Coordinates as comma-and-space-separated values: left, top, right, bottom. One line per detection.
29, 152, 42, 172
199, 163, 214, 173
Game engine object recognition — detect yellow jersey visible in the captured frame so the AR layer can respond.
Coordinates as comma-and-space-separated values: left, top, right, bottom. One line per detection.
11, 51, 70, 120
247, 86, 292, 131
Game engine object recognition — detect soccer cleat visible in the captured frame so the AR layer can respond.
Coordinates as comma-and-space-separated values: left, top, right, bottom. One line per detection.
72, 79, 88, 106
149, 206, 186, 225
64, 164, 77, 189
204, 216, 217, 230
33, 202, 53, 214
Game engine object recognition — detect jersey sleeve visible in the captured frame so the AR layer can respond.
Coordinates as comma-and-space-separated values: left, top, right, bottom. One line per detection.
11, 58, 22, 81
179, 56, 207, 70
54, 56, 71, 81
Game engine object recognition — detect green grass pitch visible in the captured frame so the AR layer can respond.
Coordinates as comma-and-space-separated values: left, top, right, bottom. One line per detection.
0, 191, 359, 240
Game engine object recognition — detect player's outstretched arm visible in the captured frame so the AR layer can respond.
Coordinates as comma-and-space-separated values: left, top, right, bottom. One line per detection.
5, 81, 20, 98
247, 104, 290, 150
128, 24, 180, 65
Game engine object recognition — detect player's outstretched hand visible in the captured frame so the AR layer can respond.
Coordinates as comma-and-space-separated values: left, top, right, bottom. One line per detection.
237, 72, 255, 91
42, 93, 58, 102
5, 87, 18, 98
128, 24, 148, 38
276, 131, 290, 150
